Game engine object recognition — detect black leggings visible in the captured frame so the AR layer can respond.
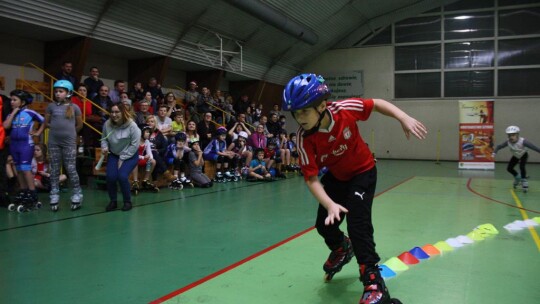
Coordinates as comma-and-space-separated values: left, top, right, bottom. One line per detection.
507, 153, 528, 179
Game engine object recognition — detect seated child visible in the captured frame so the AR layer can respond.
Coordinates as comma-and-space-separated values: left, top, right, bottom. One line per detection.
188, 139, 213, 188
171, 111, 185, 137
166, 132, 192, 189
203, 126, 238, 182
264, 138, 286, 178
248, 148, 271, 180
287, 132, 301, 171
227, 131, 252, 178
32, 143, 66, 192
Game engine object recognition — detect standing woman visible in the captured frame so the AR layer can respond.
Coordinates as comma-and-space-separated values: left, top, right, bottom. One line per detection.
101, 103, 141, 212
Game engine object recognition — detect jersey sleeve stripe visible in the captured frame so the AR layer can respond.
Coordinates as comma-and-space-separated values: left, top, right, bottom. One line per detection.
296, 127, 309, 166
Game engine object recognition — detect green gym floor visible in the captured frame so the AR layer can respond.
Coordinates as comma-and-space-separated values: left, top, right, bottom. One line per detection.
1, 160, 539, 304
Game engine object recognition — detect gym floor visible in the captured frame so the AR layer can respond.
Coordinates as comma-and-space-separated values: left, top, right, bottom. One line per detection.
1, 160, 539, 304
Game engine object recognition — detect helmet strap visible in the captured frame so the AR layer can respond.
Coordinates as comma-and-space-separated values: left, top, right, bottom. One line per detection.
302, 107, 328, 137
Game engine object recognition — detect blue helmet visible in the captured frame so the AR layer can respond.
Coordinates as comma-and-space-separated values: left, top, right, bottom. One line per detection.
10, 89, 33, 105
53, 80, 74, 94
216, 126, 227, 135
282, 73, 330, 111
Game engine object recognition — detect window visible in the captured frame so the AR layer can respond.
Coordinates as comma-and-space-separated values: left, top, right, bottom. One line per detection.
395, 16, 441, 43
445, 41, 494, 68
499, 69, 540, 96
444, 13, 494, 40
498, 38, 540, 66
391, 0, 540, 98
395, 73, 441, 98
396, 44, 441, 70
498, 7, 540, 36
445, 71, 494, 97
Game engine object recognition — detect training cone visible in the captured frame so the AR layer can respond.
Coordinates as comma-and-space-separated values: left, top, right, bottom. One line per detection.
466, 230, 486, 241
382, 257, 409, 272
421, 244, 441, 256
409, 247, 430, 260
379, 265, 396, 279
456, 235, 474, 244
475, 223, 499, 235
434, 241, 454, 253
398, 251, 420, 265
445, 237, 465, 248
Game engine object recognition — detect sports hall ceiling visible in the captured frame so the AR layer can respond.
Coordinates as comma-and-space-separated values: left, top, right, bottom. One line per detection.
0, 0, 458, 84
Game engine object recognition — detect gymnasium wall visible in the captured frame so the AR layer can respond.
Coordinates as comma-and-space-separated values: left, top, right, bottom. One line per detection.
303, 46, 540, 163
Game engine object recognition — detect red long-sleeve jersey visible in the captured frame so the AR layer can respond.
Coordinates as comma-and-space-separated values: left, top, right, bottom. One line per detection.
297, 98, 375, 181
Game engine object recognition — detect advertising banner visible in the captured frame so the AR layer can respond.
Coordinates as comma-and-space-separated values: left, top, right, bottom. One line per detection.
458, 100, 495, 170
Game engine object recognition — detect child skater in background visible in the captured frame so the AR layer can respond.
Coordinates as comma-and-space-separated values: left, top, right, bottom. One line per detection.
32, 143, 67, 192
3, 89, 45, 212
493, 125, 540, 193
44, 80, 83, 211
282, 74, 427, 304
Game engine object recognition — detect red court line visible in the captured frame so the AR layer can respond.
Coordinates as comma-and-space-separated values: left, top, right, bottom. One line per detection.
150, 175, 416, 303
466, 178, 540, 214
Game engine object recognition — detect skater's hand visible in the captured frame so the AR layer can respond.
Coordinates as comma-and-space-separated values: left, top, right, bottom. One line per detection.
325, 203, 348, 226
400, 115, 427, 140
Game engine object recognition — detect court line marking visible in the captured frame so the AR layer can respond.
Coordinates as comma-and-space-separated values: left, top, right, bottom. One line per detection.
149, 175, 416, 304
0, 179, 283, 232
510, 189, 540, 252
466, 178, 540, 214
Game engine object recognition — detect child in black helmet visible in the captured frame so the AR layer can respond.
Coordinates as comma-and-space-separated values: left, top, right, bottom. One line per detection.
493, 125, 540, 192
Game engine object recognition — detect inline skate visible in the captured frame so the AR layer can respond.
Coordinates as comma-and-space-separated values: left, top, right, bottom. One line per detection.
521, 178, 528, 193
142, 180, 159, 192
225, 170, 238, 182
71, 193, 83, 211
179, 175, 194, 188
9, 190, 42, 213
215, 172, 226, 183
359, 265, 402, 304
131, 180, 140, 195
323, 236, 354, 281
513, 175, 521, 189
168, 178, 184, 190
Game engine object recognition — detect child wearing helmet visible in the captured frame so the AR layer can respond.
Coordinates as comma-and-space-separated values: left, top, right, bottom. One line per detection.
188, 138, 213, 187
130, 124, 158, 194
44, 80, 84, 211
227, 130, 253, 178
3, 89, 45, 211
493, 125, 540, 192
283, 73, 427, 304
203, 126, 237, 182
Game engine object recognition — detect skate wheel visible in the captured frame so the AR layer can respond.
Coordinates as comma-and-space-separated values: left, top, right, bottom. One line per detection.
390, 298, 403, 304
71, 204, 81, 211
17, 205, 26, 213
36, 202, 43, 209
154, 188, 160, 192
323, 273, 334, 282
8, 203, 16, 211
51, 205, 59, 212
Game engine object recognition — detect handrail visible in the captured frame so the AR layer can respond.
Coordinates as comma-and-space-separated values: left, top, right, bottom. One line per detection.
21, 62, 107, 135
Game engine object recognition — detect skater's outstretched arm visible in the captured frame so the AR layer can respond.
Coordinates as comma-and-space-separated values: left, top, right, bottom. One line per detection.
306, 175, 348, 226
373, 99, 427, 140
524, 139, 540, 154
